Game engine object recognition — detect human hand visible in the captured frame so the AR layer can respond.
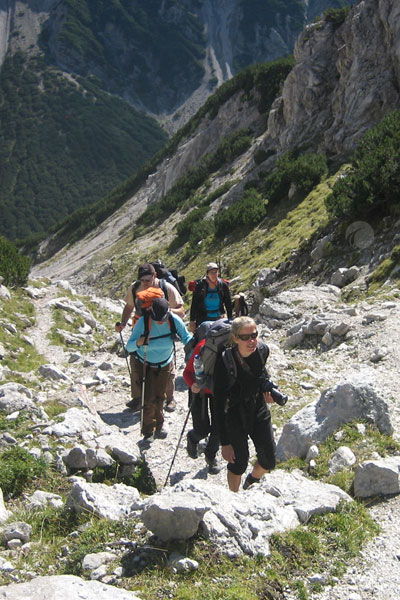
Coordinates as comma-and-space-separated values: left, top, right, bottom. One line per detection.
222, 444, 235, 464
263, 391, 274, 404
136, 335, 148, 347
191, 383, 201, 393
115, 321, 125, 333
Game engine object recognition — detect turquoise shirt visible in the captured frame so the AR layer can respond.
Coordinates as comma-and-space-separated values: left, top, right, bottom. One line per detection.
204, 285, 221, 320
126, 313, 192, 367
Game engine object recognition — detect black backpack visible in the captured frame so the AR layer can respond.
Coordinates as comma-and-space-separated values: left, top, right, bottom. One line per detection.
151, 260, 187, 295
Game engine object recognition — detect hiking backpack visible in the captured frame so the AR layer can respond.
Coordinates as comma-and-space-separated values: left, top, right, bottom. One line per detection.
195, 318, 233, 394
233, 292, 249, 317
188, 318, 269, 395
183, 320, 213, 362
142, 309, 178, 343
151, 260, 187, 295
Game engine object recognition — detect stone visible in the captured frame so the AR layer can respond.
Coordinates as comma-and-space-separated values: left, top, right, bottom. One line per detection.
0, 489, 11, 524
276, 381, 393, 461
0, 575, 141, 599
38, 364, 73, 383
26, 491, 64, 510
328, 446, 356, 474
65, 479, 142, 520
1, 522, 32, 544
354, 457, 400, 498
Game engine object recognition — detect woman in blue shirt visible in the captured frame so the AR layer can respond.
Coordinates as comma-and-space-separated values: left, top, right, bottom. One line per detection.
126, 298, 192, 440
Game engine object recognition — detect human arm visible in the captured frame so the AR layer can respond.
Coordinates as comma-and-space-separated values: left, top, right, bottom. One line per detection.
172, 314, 193, 347
213, 354, 232, 447
115, 303, 134, 332
222, 282, 233, 319
125, 318, 145, 353
166, 283, 185, 318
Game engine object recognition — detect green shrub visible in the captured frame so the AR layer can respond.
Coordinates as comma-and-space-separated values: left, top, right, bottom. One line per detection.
325, 110, 400, 219
169, 206, 210, 250
138, 130, 252, 226
0, 445, 48, 498
322, 7, 351, 26
214, 189, 266, 238
262, 151, 327, 206
0, 235, 30, 286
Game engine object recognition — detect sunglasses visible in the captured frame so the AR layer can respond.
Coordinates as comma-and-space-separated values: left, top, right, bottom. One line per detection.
236, 331, 258, 341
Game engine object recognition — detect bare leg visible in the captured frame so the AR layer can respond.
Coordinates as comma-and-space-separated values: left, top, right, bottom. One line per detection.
251, 461, 268, 480
227, 470, 242, 492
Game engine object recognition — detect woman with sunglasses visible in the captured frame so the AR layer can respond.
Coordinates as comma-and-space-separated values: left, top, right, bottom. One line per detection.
213, 316, 276, 492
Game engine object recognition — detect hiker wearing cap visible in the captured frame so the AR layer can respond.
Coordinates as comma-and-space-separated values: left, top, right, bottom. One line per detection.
189, 262, 232, 333
126, 298, 192, 440
213, 316, 276, 492
183, 333, 220, 475
116, 262, 185, 412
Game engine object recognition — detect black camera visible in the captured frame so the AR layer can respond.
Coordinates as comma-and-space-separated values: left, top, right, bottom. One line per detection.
261, 379, 288, 406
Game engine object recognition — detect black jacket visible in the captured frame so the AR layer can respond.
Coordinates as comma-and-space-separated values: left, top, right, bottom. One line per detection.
213, 342, 270, 446
189, 278, 232, 325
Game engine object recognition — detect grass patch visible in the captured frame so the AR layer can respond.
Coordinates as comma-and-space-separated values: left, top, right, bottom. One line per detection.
279, 422, 400, 495
366, 245, 400, 293
0, 291, 45, 380
0, 446, 49, 499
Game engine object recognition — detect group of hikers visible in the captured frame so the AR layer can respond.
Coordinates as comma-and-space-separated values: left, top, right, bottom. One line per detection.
115, 261, 280, 492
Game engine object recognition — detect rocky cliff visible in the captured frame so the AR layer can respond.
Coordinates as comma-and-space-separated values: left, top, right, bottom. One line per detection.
33, 0, 400, 289
0, 0, 354, 124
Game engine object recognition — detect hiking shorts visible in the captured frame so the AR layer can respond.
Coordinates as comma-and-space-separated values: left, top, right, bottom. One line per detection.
226, 409, 276, 476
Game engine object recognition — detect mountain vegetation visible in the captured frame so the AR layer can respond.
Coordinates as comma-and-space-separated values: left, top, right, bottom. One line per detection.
0, 235, 30, 287
0, 53, 168, 242
0, 0, 351, 245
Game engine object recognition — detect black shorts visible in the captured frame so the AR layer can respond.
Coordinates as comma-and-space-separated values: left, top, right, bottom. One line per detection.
226, 408, 276, 475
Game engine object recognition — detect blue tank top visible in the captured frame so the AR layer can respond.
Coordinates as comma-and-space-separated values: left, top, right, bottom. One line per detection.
204, 285, 220, 320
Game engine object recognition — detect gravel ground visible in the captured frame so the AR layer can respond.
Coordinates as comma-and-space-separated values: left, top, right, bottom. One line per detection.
28, 280, 400, 599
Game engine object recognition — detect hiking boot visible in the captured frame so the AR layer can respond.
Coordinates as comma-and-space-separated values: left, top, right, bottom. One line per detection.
205, 456, 221, 475
142, 431, 155, 442
242, 473, 260, 490
165, 398, 176, 412
155, 426, 168, 439
186, 432, 198, 459
126, 398, 141, 411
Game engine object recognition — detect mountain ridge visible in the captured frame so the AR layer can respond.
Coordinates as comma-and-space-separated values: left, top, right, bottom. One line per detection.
32, 0, 400, 298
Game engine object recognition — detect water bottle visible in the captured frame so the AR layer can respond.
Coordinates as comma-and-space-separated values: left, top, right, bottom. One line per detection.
193, 354, 206, 387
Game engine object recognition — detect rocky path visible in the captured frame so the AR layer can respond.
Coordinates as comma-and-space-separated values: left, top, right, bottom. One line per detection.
28, 281, 400, 599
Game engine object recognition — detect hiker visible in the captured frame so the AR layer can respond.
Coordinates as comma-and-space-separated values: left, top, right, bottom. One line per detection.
116, 262, 185, 412
189, 262, 233, 332
213, 316, 276, 492
125, 297, 192, 440
183, 333, 220, 475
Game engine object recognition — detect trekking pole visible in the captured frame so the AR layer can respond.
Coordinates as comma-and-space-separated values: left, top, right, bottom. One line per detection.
140, 341, 149, 434
163, 395, 195, 488
117, 326, 131, 377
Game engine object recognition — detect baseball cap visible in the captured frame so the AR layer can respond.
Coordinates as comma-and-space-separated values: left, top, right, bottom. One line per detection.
206, 262, 218, 272
138, 263, 156, 279
150, 297, 170, 322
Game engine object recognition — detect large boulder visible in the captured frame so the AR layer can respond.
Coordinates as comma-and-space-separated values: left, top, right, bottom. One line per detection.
276, 381, 393, 461
0, 383, 36, 414
142, 473, 351, 557
65, 479, 142, 520
354, 457, 400, 498
0, 575, 140, 599
141, 490, 211, 541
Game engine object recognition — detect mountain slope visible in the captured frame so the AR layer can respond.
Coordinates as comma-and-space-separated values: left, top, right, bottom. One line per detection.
0, 54, 168, 241
32, 0, 400, 297
0, 0, 354, 243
